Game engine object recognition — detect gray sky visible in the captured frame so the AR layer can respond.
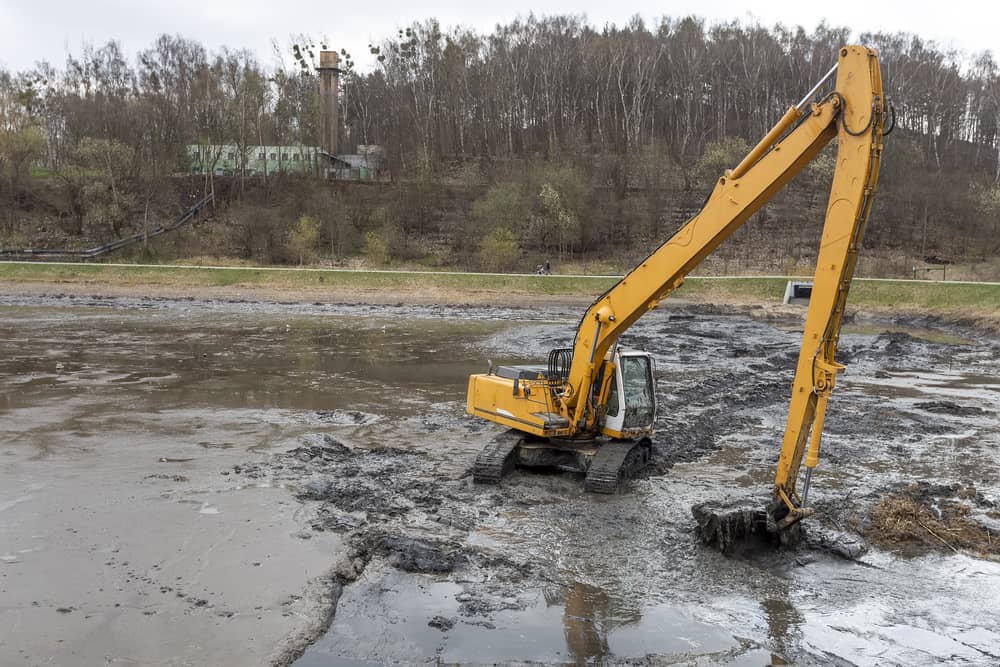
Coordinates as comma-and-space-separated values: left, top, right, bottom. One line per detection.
1, 0, 996, 73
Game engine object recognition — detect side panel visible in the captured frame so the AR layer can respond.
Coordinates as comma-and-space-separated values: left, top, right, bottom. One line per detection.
466, 374, 570, 438
602, 363, 625, 435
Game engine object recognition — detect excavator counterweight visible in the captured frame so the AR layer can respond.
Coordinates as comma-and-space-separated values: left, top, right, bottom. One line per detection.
467, 46, 888, 535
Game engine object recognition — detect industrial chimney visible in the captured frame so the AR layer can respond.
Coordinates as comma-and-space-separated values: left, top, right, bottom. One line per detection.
317, 51, 341, 156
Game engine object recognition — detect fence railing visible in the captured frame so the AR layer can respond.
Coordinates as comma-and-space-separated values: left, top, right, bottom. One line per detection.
911, 265, 947, 280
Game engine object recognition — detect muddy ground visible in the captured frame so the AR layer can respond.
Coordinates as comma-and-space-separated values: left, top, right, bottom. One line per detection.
1, 289, 998, 666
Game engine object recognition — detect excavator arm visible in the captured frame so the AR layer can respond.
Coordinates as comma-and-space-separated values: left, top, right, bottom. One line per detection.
558, 46, 885, 519
770, 49, 886, 527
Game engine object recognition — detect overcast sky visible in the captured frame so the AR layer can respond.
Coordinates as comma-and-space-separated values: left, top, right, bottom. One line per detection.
1, 0, 996, 74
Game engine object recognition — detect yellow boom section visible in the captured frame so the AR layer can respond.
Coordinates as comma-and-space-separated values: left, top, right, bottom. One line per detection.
772, 49, 885, 523
559, 47, 884, 456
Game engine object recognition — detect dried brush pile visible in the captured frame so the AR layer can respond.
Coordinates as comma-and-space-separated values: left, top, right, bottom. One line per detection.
867, 483, 999, 558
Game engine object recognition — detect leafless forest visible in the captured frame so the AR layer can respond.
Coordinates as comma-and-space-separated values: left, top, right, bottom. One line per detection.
1, 16, 999, 275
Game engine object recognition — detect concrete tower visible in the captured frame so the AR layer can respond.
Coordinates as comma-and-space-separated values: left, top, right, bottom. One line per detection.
317, 51, 341, 156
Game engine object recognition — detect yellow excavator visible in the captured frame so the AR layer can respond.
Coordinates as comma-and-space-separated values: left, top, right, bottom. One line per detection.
467, 46, 888, 532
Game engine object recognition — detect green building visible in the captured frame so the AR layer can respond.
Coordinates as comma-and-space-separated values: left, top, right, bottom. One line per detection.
187, 144, 324, 177
186, 144, 383, 180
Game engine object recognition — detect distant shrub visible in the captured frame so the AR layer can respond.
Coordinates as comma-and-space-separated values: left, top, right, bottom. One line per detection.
805, 144, 837, 184
697, 136, 752, 186
471, 182, 528, 233
479, 227, 520, 272
536, 183, 578, 259
288, 214, 320, 265
363, 230, 389, 266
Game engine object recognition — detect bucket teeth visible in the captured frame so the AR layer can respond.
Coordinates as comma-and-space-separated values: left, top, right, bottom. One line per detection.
775, 507, 813, 530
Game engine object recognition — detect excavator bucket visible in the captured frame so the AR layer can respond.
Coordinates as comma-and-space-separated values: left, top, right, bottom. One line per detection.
691, 500, 770, 554
691, 498, 806, 555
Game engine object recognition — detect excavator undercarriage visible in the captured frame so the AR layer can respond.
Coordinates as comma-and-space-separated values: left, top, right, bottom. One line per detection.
472, 430, 652, 493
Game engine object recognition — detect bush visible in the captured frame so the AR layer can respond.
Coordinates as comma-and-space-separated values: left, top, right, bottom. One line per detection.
234, 205, 281, 263
363, 230, 389, 266
527, 183, 578, 260
471, 182, 528, 234
288, 214, 320, 265
529, 162, 587, 221
479, 227, 521, 272
805, 144, 836, 184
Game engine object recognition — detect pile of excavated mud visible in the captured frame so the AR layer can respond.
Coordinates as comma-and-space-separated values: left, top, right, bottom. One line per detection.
691, 499, 773, 554
691, 499, 869, 560
867, 482, 1000, 558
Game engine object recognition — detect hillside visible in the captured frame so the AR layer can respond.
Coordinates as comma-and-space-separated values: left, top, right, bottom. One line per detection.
1, 17, 998, 279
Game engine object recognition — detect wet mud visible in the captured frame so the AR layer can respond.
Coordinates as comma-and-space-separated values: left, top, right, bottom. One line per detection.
2, 291, 999, 665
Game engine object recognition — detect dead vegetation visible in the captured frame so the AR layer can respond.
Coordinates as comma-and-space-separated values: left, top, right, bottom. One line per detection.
866, 483, 1000, 559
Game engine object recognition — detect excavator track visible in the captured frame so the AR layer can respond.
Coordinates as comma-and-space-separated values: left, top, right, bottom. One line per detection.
472, 431, 521, 484
584, 439, 652, 494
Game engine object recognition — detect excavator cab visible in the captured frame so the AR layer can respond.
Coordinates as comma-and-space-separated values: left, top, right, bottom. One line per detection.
601, 350, 656, 439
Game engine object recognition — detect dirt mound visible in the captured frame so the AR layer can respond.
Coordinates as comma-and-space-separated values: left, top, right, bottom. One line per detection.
377, 535, 464, 574
876, 331, 923, 356
914, 401, 987, 417
867, 482, 999, 558
285, 436, 451, 527
847, 330, 942, 361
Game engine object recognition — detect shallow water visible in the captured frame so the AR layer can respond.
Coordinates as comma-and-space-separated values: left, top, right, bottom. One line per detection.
297, 569, 740, 665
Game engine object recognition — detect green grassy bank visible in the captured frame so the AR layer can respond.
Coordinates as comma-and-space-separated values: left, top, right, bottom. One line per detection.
0, 262, 997, 318
0, 262, 614, 295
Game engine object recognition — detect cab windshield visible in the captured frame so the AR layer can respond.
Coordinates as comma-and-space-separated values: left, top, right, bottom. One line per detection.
621, 355, 654, 429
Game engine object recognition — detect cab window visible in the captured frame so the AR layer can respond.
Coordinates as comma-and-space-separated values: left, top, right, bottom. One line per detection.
621, 355, 654, 428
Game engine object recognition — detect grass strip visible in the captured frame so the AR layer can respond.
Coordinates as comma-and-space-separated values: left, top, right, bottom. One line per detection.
1, 262, 997, 315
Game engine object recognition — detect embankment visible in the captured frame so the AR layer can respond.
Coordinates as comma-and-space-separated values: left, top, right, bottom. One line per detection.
1, 261, 998, 327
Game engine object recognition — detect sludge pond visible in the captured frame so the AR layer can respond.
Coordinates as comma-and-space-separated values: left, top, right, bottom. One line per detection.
1, 293, 998, 666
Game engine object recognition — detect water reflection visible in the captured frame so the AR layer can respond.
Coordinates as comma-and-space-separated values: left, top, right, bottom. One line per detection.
299, 570, 737, 664
761, 590, 803, 663
562, 581, 613, 661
